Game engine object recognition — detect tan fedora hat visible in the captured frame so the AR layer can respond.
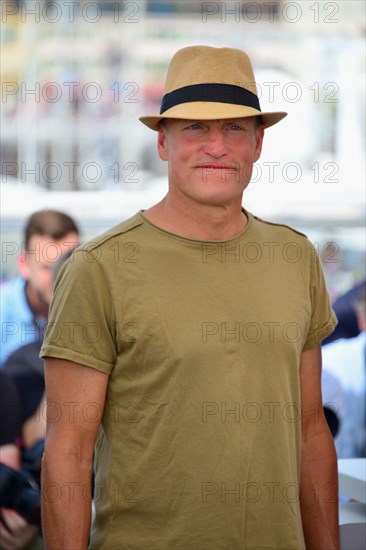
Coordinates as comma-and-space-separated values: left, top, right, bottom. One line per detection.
139, 45, 287, 130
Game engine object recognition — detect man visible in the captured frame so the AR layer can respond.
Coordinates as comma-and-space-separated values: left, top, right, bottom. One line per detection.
41, 46, 339, 549
0, 209, 79, 367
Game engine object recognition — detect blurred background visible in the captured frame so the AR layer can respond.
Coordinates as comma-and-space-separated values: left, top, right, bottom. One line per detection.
1, 0, 365, 296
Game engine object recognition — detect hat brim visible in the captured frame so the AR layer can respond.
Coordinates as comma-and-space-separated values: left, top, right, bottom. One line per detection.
139, 102, 287, 130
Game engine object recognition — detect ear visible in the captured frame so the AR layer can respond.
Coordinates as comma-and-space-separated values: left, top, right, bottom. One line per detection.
17, 252, 30, 280
253, 126, 264, 162
157, 126, 169, 161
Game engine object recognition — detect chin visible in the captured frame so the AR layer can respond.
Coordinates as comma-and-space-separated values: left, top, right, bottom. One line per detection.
195, 193, 241, 208
38, 291, 51, 305
196, 185, 244, 203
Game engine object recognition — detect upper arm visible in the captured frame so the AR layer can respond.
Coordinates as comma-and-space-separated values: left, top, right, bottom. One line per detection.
44, 357, 109, 456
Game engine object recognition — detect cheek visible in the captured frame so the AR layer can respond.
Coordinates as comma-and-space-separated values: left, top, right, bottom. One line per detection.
25, 262, 37, 283
31, 266, 51, 288
43, 269, 53, 287
171, 142, 196, 168
168, 148, 184, 172
237, 142, 259, 164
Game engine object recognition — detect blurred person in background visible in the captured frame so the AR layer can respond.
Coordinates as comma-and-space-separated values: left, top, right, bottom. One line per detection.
0, 210, 79, 368
0, 372, 41, 550
322, 282, 366, 458
3, 342, 46, 461
322, 278, 366, 346
41, 46, 339, 550
0, 250, 75, 550
2, 248, 76, 454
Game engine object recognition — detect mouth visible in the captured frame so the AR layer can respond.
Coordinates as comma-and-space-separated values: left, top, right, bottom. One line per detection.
197, 164, 237, 170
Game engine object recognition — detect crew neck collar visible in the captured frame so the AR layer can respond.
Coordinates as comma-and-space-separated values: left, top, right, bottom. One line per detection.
137, 208, 253, 245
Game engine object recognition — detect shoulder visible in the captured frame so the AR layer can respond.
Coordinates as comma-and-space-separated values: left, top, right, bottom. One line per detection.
0, 276, 27, 311
3, 341, 43, 376
77, 213, 144, 254
249, 212, 309, 242
54, 213, 145, 280
248, 212, 315, 263
333, 279, 366, 308
0, 276, 25, 294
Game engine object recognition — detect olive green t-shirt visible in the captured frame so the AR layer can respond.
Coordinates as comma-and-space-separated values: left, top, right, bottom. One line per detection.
41, 210, 336, 549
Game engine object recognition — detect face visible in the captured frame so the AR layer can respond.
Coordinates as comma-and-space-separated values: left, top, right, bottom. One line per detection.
18, 232, 79, 305
158, 117, 264, 208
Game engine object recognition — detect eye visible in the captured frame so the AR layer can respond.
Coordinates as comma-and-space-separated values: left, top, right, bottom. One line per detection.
182, 122, 206, 135
227, 123, 243, 131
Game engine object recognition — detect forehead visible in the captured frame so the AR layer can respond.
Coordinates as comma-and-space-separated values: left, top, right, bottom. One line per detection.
27, 232, 79, 246
25, 233, 79, 266
161, 116, 256, 133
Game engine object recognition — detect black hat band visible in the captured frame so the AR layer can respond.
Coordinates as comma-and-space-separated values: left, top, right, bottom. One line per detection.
160, 83, 261, 114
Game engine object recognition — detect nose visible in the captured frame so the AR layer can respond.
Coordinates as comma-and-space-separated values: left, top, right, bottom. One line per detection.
203, 126, 228, 158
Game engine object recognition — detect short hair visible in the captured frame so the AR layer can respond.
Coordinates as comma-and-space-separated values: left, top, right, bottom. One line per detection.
255, 115, 263, 128
24, 210, 79, 250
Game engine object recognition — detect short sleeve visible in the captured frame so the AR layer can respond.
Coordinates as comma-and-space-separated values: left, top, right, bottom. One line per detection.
40, 248, 117, 374
303, 243, 337, 351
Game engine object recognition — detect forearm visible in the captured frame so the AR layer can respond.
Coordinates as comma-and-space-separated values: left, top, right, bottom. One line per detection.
300, 421, 340, 550
41, 439, 93, 550
41, 358, 108, 549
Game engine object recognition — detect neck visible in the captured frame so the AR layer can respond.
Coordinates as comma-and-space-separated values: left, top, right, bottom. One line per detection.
25, 284, 49, 320
144, 194, 248, 241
